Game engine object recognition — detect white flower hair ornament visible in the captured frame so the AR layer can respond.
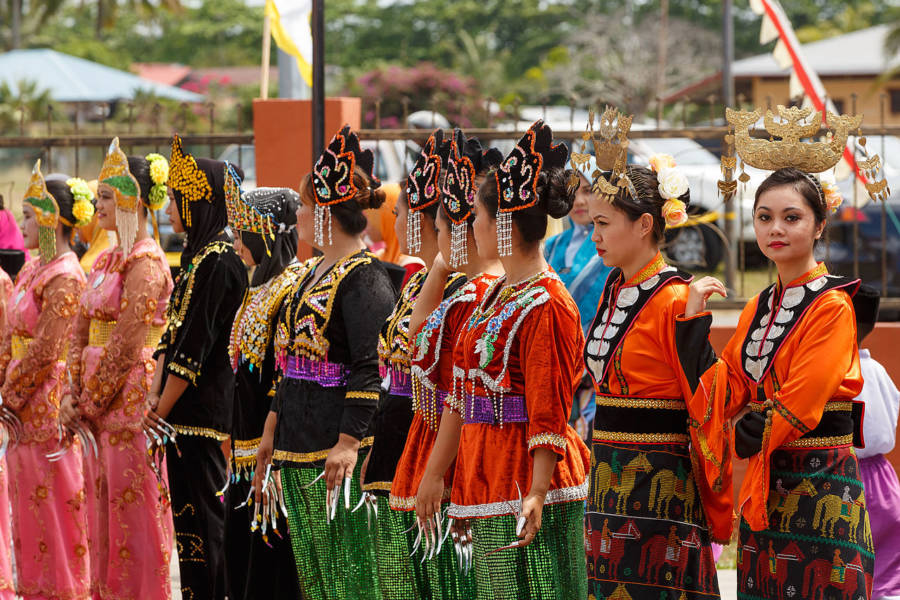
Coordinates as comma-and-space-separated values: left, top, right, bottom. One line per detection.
815, 170, 843, 213
649, 154, 689, 228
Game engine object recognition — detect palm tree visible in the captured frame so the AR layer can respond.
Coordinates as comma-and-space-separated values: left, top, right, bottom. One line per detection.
94, 0, 182, 39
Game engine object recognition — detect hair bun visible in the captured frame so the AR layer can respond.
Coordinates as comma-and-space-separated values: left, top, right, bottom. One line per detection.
536, 167, 575, 219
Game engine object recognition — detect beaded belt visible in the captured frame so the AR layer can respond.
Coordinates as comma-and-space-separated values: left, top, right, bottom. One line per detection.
88, 319, 163, 348
592, 394, 690, 444
11, 334, 68, 361
389, 368, 412, 397
463, 393, 527, 426
283, 356, 350, 387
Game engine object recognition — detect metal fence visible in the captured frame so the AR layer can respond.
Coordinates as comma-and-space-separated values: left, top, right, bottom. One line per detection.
2, 95, 898, 310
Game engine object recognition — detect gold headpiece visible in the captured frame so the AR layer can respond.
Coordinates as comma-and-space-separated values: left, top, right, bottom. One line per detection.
23, 159, 60, 263
98, 137, 142, 254
169, 134, 213, 228
571, 106, 637, 202
723, 105, 889, 205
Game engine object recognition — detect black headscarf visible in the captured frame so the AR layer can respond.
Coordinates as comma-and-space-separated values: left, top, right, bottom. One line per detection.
237, 187, 300, 286
172, 157, 243, 267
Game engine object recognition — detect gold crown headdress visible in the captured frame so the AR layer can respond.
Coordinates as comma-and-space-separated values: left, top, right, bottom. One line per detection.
571, 106, 637, 203
721, 105, 890, 210
99, 137, 142, 254
23, 159, 60, 264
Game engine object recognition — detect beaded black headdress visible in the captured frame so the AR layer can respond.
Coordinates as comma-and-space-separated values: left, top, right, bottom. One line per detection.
495, 120, 568, 256
442, 129, 503, 267
311, 124, 380, 246
405, 129, 450, 253
169, 134, 213, 229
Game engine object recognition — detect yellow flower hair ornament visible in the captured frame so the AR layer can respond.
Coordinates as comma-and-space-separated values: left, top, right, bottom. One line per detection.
66, 177, 95, 227
145, 153, 170, 211
649, 154, 689, 228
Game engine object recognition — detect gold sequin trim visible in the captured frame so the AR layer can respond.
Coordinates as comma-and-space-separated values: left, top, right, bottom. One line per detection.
527, 432, 567, 450
361, 481, 393, 492
89, 319, 162, 348
592, 430, 689, 444
273, 436, 374, 464
11, 335, 68, 361
345, 391, 379, 401
824, 401, 853, 412
168, 362, 199, 384
595, 395, 686, 411
782, 434, 853, 449
234, 437, 261, 450
173, 425, 228, 441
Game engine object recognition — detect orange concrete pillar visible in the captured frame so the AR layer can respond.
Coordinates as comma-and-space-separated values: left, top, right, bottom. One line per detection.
253, 97, 362, 259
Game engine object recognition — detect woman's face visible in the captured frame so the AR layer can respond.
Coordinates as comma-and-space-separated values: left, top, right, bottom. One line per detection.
21, 204, 39, 250
472, 193, 499, 260
587, 194, 651, 269
435, 210, 452, 264
754, 185, 824, 266
296, 193, 317, 248
234, 232, 256, 267
165, 187, 184, 234
569, 173, 593, 226
393, 193, 409, 255
96, 183, 118, 231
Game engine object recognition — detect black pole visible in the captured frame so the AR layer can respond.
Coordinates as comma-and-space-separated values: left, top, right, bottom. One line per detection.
722, 0, 736, 293
311, 0, 325, 159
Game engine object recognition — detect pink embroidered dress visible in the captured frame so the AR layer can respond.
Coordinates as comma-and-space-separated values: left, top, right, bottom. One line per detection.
69, 238, 174, 600
0, 252, 89, 600
0, 268, 14, 600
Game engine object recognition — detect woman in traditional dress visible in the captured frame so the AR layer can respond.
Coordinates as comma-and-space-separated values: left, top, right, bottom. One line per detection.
62, 140, 174, 599
362, 128, 466, 599
680, 106, 878, 599
263, 125, 396, 600
390, 130, 503, 599
416, 120, 589, 600
223, 182, 303, 599
142, 135, 248, 599
578, 117, 724, 597
0, 161, 90, 600
0, 266, 13, 600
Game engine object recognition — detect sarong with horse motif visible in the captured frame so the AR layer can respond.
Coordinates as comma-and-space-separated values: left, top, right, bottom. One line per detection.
737, 446, 873, 600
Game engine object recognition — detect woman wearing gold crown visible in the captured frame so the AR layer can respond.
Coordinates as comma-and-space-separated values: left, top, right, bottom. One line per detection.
0, 161, 90, 599
361, 127, 466, 599
142, 136, 248, 599
415, 120, 589, 599
222, 179, 303, 600
680, 106, 880, 598
61, 140, 175, 599
391, 129, 503, 599
265, 124, 396, 599
576, 107, 724, 599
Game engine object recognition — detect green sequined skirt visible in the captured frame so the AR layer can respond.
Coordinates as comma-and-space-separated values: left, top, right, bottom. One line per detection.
282, 463, 379, 600
470, 501, 587, 600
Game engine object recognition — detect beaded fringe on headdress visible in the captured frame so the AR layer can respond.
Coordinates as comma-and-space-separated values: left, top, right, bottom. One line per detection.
314, 204, 332, 247
116, 206, 139, 255
496, 211, 513, 257
406, 208, 423, 254
449, 221, 468, 268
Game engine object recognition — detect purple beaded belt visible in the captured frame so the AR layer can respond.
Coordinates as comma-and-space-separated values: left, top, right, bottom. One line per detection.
389, 368, 413, 397
463, 393, 527, 425
284, 356, 350, 388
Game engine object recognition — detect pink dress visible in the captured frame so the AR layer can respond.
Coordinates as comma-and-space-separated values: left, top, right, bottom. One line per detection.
0, 268, 14, 600
0, 252, 89, 600
69, 238, 174, 600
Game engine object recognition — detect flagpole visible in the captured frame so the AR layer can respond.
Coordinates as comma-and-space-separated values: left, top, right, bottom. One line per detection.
722, 0, 736, 294
260, 15, 271, 100
311, 0, 325, 158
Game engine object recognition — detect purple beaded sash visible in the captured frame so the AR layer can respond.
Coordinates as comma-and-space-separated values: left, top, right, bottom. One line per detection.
284, 356, 350, 387
389, 368, 413, 397
463, 393, 527, 425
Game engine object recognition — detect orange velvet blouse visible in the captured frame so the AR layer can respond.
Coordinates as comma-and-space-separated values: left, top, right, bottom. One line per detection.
685, 263, 863, 533
447, 271, 589, 519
